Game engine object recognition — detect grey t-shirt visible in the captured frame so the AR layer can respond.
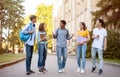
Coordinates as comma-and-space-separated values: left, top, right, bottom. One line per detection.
54, 28, 72, 47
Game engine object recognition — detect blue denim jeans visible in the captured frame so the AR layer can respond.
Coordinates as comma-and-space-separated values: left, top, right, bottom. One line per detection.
56, 46, 67, 70
25, 44, 33, 72
76, 44, 87, 69
91, 47, 103, 69
38, 44, 47, 68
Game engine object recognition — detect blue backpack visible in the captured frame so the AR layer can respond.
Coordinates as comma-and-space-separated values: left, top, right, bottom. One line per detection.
19, 23, 33, 42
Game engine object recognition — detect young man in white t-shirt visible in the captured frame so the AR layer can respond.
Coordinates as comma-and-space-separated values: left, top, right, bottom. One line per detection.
91, 19, 107, 75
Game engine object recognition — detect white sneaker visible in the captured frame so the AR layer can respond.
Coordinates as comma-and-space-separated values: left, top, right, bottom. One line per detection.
59, 70, 62, 73
62, 68, 65, 72
77, 68, 80, 72
80, 69, 85, 74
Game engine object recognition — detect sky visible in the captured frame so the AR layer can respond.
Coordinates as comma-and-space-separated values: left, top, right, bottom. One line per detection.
22, 0, 55, 16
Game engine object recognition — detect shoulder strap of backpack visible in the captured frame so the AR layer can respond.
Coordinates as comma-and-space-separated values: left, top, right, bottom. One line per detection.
56, 28, 59, 38
29, 23, 33, 40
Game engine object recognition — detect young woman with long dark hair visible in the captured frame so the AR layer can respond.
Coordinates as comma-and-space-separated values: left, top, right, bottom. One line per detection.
76, 22, 90, 73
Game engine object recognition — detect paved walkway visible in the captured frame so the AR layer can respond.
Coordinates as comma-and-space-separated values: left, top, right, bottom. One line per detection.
0, 54, 120, 77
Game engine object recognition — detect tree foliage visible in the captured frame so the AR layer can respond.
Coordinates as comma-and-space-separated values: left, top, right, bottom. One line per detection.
92, 0, 120, 29
0, 0, 24, 53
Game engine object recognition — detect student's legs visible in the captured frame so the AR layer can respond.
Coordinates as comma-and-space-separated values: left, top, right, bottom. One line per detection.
91, 47, 97, 67
56, 46, 62, 70
38, 44, 44, 68
26, 44, 33, 72
61, 47, 67, 69
81, 44, 87, 69
43, 45, 47, 67
98, 48, 103, 70
76, 45, 82, 68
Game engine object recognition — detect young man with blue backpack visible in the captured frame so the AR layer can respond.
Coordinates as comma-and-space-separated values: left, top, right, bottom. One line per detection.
53, 20, 74, 73
20, 15, 36, 75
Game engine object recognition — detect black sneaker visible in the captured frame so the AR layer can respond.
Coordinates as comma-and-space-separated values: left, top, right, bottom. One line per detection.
30, 70, 35, 73
91, 66, 96, 72
98, 69, 103, 75
42, 67, 48, 72
26, 72, 31, 75
39, 68, 44, 73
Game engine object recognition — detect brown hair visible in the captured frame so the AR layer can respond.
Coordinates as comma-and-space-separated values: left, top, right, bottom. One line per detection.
30, 15, 36, 21
80, 22, 87, 30
39, 23, 45, 31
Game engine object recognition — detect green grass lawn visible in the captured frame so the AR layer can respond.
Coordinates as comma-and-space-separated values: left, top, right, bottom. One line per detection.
103, 59, 120, 64
0, 53, 25, 64
69, 56, 120, 64
95, 58, 120, 64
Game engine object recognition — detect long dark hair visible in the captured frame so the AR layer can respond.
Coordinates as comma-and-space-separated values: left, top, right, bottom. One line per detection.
80, 22, 87, 30
97, 19, 105, 28
39, 23, 45, 31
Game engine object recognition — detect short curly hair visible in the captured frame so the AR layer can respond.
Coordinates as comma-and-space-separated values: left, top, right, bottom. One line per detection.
60, 20, 66, 25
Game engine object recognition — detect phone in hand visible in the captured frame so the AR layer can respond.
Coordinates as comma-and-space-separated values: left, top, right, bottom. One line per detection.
96, 35, 100, 38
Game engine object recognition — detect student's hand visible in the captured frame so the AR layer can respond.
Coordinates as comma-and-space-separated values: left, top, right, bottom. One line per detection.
71, 33, 75, 37
28, 30, 34, 34
95, 35, 99, 39
53, 32, 57, 38
46, 36, 50, 40
40, 36, 47, 41
104, 46, 107, 51
80, 41, 85, 44
76, 42, 83, 46
42, 37, 47, 40
52, 32, 54, 34
76, 42, 80, 46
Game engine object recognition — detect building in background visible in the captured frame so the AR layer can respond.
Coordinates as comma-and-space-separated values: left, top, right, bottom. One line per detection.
52, 0, 99, 52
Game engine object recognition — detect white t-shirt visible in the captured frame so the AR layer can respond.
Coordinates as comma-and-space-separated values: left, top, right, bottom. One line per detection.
92, 28, 107, 49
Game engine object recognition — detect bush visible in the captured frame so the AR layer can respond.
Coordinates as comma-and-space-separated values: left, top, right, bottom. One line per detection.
86, 31, 93, 58
87, 30, 120, 59
0, 48, 8, 54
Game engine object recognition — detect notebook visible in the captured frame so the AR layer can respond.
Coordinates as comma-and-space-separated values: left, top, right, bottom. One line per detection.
40, 34, 46, 41
76, 36, 87, 43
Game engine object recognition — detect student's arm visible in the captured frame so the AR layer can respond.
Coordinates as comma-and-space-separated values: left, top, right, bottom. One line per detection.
92, 35, 95, 39
66, 30, 74, 40
41, 35, 47, 41
21, 23, 34, 34
37, 32, 40, 42
34, 32, 36, 40
53, 33, 57, 39
104, 37, 107, 51
37, 32, 46, 42
75, 32, 81, 46
104, 29, 107, 51
82, 32, 90, 43
53, 30, 57, 39
92, 29, 96, 39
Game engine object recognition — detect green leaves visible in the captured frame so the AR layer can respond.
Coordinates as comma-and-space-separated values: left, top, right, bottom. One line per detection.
92, 0, 120, 28
0, 0, 24, 51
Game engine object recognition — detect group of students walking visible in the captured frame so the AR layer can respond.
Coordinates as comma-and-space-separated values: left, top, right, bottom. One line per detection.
21, 15, 107, 75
